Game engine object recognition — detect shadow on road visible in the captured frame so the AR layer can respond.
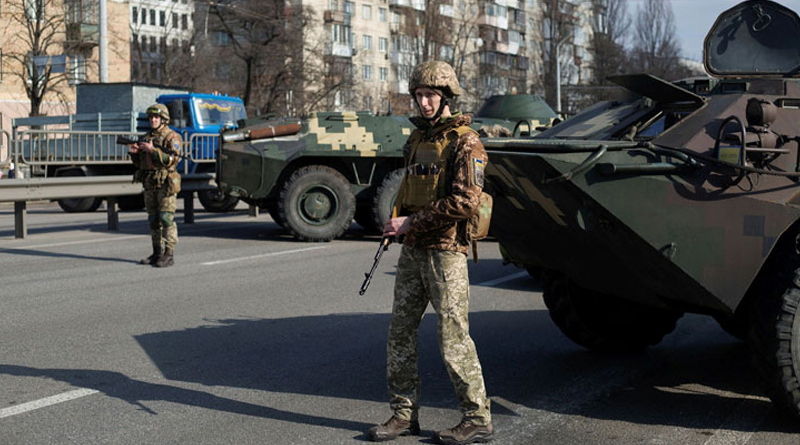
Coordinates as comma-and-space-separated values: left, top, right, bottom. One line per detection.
3, 308, 800, 434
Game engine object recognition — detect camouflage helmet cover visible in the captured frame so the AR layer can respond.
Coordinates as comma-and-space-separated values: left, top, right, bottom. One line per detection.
409, 61, 461, 97
146, 103, 170, 123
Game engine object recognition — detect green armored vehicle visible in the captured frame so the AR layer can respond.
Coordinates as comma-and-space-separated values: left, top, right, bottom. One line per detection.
217, 95, 555, 241
483, 0, 800, 420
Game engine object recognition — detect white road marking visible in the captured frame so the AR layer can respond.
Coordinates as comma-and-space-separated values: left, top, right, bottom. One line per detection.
476, 271, 529, 287
201, 246, 328, 266
0, 388, 99, 419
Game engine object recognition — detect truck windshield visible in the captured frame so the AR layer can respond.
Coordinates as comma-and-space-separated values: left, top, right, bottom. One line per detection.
194, 98, 247, 128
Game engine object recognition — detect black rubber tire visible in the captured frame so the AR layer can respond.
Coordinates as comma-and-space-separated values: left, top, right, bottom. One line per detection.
266, 201, 284, 227
370, 168, 404, 232
198, 189, 239, 213
56, 169, 102, 213
746, 240, 800, 419
543, 273, 683, 353
278, 165, 355, 242
118, 194, 145, 211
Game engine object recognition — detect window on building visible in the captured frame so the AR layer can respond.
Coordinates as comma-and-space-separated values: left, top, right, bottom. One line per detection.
392, 11, 400, 23
150, 35, 156, 52
214, 31, 230, 46
362, 4, 371, 20
181, 14, 188, 30
68, 55, 86, 85
378, 7, 386, 22
378, 37, 387, 52
150, 9, 155, 25
380, 67, 388, 82
345, 1, 353, 15
132, 6, 138, 24
364, 96, 372, 110
329, 0, 338, 10
362, 34, 372, 51
172, 12, 178, 28
141, 8, 146, 25
25, 0, 45, 21
160, 10, 166, 26
363, 65, 372, 80
331, 24, 351, 45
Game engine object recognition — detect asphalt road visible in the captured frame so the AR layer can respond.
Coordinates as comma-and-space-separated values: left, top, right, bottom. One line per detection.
1, 201, 800, 444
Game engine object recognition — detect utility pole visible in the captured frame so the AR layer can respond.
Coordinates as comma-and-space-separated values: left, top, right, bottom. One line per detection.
555, 33, 572, 115
99, 0, 108, 82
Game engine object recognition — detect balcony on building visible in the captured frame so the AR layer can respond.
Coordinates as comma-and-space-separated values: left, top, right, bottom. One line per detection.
65, 22, 99, 50
325, 42, 355, 58
389, 0, 425, 12
324, 9, 351, 25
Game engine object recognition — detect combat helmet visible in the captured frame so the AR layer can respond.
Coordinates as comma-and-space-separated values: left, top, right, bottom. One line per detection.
146, 103, 170, 123
409, 61, 461, 98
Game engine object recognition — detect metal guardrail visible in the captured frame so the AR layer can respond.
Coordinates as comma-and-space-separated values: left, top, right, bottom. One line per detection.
0, 129, 10, 166
16, 129, 136, 167
187, 133, 218, 164
1, 173, 215, 239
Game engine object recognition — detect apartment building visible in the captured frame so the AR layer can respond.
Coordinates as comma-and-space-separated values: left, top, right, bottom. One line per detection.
0, 0, 130, 161
129, 0, 194, 83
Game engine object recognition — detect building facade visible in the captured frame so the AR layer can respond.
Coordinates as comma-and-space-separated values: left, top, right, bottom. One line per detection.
129, 0, 194, 83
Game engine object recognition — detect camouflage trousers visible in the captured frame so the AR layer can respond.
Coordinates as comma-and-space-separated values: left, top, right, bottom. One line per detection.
143, 187, 178, 251
387, 245, 491, 425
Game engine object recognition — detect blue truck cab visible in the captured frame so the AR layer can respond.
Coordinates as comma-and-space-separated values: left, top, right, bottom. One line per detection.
155, 92, 247, 175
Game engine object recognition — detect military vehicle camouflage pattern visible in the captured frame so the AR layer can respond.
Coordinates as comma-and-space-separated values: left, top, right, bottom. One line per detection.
217, 95, 555, 241
482, 0, 800, 420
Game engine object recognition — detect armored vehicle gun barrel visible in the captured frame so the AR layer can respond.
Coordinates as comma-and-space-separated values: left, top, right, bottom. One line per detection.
483, 0, 800, 422
222, 123, 302, 143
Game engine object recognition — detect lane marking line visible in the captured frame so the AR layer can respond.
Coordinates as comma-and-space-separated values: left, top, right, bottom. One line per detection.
202, 246, 328, 266
476, 271, 529, 287
0, 388, 99, 419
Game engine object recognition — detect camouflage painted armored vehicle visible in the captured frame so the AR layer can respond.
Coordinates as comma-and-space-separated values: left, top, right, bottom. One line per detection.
483, 0, 800, 419
216, 95, 555, 241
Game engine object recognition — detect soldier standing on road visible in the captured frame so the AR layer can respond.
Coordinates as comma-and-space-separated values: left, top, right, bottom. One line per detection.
367, 61, 493, 445
128, 104, 182, 268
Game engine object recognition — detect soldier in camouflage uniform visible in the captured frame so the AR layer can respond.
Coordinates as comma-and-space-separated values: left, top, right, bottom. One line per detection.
128, 103, 182, 268
367, 61, 493, 445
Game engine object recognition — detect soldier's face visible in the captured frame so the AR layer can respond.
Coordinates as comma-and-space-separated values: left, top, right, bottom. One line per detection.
149, 115, 163, 129
415, 87, 442, 119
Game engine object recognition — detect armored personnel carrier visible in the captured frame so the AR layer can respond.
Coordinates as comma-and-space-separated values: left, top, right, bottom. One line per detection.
217, 95, 555, 241
483, 0, 800, 419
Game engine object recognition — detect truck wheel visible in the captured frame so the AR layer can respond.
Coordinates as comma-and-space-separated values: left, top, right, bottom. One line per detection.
746, 255, 800, 419
56, 169, 102, 213
370, 168, 404, 232
198, 189, 240, 213
278, 165, 355, 242
543, 273, 683, 353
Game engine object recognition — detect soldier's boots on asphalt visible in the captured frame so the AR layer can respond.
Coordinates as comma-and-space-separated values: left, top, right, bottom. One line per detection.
435, 420, 494, 445
367, 415, 420, 442
139, 247, 162, 266
155, 248, 174, 268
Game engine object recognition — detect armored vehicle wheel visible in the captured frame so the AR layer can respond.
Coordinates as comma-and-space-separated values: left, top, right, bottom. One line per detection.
747, 257, 800, 420
56, 170, 102, 213
278, 165, 356, 241
267, 202, 284, 227
118, 194, 145, 211
198, 189, 239, 213
543, 273, 683, 353
371, 169, 404, 233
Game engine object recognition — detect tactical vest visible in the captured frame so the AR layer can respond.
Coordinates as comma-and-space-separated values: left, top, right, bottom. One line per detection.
397, 125, 477, 213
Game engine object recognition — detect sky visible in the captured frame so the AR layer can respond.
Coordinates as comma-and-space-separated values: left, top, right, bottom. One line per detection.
641, 0, 800, 61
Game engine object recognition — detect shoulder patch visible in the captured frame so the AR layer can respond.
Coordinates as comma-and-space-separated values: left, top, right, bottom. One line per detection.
472, 157, 485, 188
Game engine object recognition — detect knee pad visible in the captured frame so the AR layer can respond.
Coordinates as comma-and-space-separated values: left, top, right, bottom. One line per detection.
159, 211, 174, 227
148, 214, 160, 230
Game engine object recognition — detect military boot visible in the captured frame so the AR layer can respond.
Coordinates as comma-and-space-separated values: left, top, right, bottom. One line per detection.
367, 415, 420, 442
139, 245, 162, 266
435, 420, 493, 445
155, 248, 174, 268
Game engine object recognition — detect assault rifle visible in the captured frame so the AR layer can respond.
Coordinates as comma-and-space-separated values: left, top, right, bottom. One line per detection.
359, 236, 391, 295
117, 135, 188, 159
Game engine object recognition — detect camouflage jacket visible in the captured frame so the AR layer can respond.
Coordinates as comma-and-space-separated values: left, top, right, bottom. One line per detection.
130, 126, 182, 189
401, 113, 487, 254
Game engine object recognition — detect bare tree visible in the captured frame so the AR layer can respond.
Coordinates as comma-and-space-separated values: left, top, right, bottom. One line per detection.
630, 0, 685, 80
2, 0, 72, 116
541, 0, 578, 111
589, 0, 629, 84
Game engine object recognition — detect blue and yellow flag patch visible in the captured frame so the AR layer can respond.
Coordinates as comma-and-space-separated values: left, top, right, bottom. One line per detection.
472, 158, 485, 188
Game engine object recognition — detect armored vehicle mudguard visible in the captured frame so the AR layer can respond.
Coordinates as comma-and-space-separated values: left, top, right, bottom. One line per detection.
217, 96, 555, 241
483, 0, 800, 420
